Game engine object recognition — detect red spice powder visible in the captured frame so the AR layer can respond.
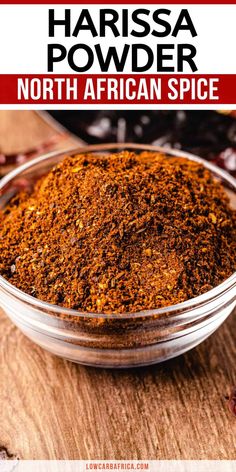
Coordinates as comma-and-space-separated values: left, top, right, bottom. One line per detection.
0, 150, 235, 314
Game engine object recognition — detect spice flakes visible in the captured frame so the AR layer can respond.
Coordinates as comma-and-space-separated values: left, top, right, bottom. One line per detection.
0, 150, 235, 314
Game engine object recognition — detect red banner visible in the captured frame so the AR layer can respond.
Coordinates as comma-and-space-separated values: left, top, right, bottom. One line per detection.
0, 0, 235, 3
0, 74, 235, 105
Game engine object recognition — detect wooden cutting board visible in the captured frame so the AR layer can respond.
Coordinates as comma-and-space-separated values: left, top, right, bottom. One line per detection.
0, 111, 235, 460
0, 309, 235, 460
0, 110, 82, 176
0, 110, 82, 155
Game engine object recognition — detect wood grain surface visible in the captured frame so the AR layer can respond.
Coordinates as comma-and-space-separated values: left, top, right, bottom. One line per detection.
0, 111, 235, 460
0, 110, 82, 177
0, 111, 60, 155
0, 308, 235, 460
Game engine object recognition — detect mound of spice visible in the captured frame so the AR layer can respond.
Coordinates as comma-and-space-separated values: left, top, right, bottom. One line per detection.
0, 150, 235, 314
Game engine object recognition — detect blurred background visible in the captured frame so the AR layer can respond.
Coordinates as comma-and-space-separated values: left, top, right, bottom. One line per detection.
0, 110, 236, 177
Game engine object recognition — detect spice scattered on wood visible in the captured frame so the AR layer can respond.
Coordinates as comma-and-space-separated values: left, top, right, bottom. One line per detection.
228, 387, 236, 417
0, 150, 235, 314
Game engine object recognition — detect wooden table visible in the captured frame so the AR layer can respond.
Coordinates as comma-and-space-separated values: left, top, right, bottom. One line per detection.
0, 111, 235, 460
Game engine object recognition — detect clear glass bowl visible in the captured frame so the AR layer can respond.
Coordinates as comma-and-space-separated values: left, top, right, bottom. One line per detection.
0, 144, 235, 368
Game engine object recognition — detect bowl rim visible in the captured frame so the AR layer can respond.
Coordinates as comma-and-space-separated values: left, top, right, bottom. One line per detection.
0, 142, 236, 320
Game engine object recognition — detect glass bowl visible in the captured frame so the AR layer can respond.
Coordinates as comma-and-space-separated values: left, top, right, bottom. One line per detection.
0, 143, 235, 368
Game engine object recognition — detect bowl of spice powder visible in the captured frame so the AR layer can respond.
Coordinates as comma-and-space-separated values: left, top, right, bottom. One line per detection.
0, 143, 235, 367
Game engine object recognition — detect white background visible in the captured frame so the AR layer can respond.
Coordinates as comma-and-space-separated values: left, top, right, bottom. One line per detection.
0, 4, 235, 74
